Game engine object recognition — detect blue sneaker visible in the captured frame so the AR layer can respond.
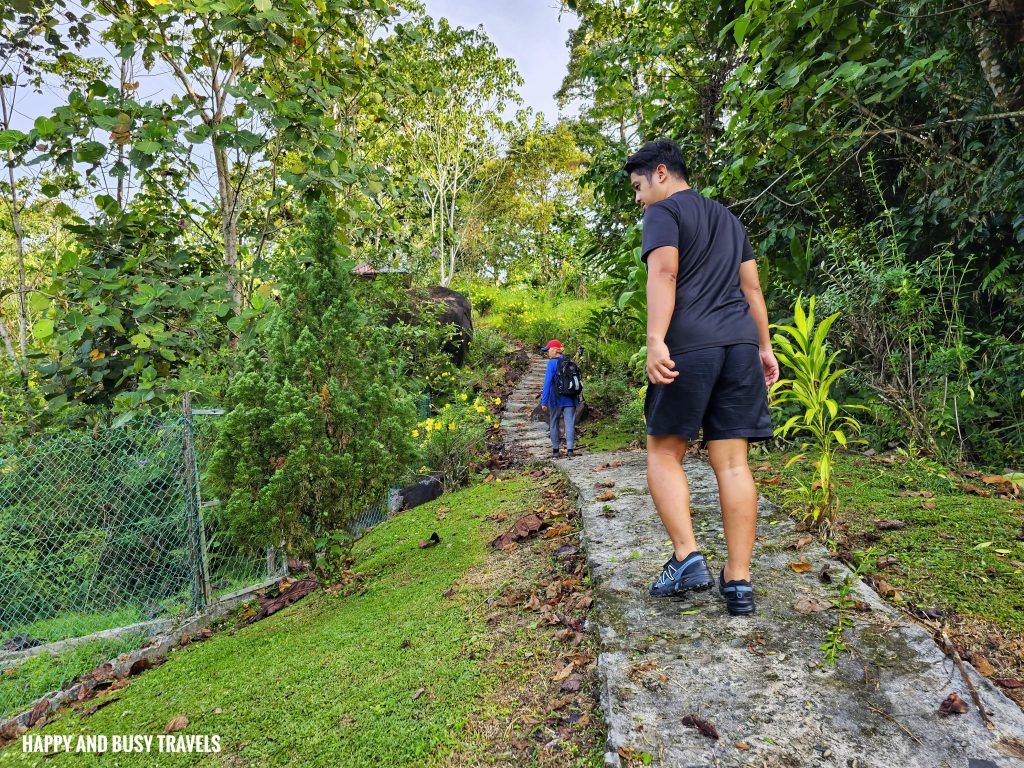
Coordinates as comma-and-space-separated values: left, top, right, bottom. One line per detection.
649, 551, 714, 598
718, 569, 756, 616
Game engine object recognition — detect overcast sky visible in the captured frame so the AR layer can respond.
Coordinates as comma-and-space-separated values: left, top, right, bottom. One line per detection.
421, 0, 579, 122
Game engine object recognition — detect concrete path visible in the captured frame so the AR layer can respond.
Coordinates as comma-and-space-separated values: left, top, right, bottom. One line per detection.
502, 358, 1024, 768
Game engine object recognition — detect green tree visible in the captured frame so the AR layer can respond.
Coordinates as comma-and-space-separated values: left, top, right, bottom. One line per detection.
208, 199, 417, 573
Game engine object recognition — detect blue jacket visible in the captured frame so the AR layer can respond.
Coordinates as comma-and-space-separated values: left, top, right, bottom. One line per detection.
541, 356, 579, 408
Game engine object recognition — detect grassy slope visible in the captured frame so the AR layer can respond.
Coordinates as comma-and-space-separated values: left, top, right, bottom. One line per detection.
2, 474, 596, 768
752, 450, 1024, 632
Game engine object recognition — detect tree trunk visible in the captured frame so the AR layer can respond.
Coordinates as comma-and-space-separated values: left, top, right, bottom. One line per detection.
0, 313, 21, 374
971, 4, 1024, 127
213, 144, 242, 313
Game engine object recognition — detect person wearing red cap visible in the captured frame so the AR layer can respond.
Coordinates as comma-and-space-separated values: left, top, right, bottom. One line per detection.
540, 339, 581, 458
625, 138, 779, 616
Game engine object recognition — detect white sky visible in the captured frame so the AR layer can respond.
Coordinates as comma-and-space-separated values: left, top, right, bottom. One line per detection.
420, 0, 578, 122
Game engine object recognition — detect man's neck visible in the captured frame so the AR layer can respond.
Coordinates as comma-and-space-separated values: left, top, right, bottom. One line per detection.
655, 181, 691, 203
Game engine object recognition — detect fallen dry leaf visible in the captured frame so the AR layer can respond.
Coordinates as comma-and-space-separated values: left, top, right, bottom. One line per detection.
559, 674, 582, 692
759, 476, 782, 486
165, 714, 189, 733
489, 513, 546, 549
921, 501, 937, 510
995, 678, 1024, 689
789, 561, 813, 573
960, 483, 992, 497
412, 688, 425, 701
543, 522, 573, 539
681, 714, 719, 740
877, 555, 899, 568
418, 531, 441, 548
736, 741, 751, 751
873, 578, 899, 599
972, 654, 995, 677
552, 661, 575, 682
874, 519, 907, 530
937, 692, 968, 717
79, 697, 120, 720
790, 535, 813, 550
793, 596, 832, 614
596, 490, 616, 502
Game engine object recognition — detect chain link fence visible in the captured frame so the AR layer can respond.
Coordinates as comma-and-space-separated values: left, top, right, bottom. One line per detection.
0, 408, 275, 720
0, 393, 431, 720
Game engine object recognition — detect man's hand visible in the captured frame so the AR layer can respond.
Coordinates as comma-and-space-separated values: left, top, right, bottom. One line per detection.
646, 340, 678, 384
760, 347, 780, 388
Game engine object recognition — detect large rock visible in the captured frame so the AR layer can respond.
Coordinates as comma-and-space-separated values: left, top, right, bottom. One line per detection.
397, 475, 443, 511
413, 286, 472, 368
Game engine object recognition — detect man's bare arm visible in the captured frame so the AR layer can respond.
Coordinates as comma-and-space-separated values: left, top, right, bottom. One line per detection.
739, 260, 779, 386
646, 246, 679, 384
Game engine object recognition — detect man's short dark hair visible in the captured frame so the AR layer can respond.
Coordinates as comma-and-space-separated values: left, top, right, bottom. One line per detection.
624, 138, 689, 182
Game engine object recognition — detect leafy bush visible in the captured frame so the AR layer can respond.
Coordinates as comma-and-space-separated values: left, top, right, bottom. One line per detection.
413, 393, 499, 492
208, 200, 418, 572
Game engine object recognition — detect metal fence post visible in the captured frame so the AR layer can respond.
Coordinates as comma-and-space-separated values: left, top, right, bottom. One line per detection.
182, 393, 213, 608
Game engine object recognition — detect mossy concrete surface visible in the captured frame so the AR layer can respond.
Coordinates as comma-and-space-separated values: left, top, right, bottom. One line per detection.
502, 358, 1024, 768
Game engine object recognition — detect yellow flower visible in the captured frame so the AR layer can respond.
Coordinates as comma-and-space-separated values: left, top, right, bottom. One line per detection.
448, 421, 456, 430
460, 393, 468, 401
419, 465, 429, 473
475, 405, 485, 413
493, 397, 501, 405
411, 430, 419, 438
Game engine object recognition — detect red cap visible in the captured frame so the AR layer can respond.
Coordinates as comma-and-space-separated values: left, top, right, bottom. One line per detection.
542, 339, 563, 350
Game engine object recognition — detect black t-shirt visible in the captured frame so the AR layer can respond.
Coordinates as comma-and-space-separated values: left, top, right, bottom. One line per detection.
640, 188, 759, 355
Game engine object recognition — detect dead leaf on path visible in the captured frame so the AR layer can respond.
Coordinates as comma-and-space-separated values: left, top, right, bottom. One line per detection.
789, 535, 813, 550
759, 476, 782, 486
596, 460, 624, 471
981, 475, 1023, 496
543, 522, 573, 538
489, 513, 546, 549
552, 661, 575, 681
994, 737, 1024, 759
594, 480, 615, 488
418, 532, 442, 548
972, 654, 995, 677
874, 578, 899, 599
874, 519, 907, 530
596, 490, 616, 502
555, 543, 578, 557
165, 714, 189, 733
681, 714, 719, 740
877, 555, 899, 568
789, 561, 813, 573
937, 692, 968, 717
995, 678, 1024, 689
559, 674, 582, 692
412, 688, 425, 701
852, 600, 871, 612
793, 596, 832, 614
960, 483, 992, 497
524, 593, 542, 611
752, 463, 772, 471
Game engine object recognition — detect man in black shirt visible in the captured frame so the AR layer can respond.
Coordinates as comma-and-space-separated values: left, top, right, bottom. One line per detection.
624, 138, 779, 616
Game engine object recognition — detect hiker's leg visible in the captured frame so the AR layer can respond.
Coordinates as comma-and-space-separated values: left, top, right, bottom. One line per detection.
548, 406, 562, 452
646, 434, 697, 559
563, 406, 576, 450
708, 438, 757, 582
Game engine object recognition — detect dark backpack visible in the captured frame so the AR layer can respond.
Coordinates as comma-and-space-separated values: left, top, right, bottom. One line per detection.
555, 357, 583, 398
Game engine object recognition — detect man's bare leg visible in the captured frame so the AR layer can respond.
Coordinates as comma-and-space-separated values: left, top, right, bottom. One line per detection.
708, 438, 757, 582
646, 434, 698, 559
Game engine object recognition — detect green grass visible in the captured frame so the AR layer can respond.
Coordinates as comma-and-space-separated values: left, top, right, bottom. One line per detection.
5, 607, 146, 645
1, 475, 550, 767
1, 633, 149, 721
756, 450, 1024, 631
577, 416, 637, 453
469, 282, 606, 352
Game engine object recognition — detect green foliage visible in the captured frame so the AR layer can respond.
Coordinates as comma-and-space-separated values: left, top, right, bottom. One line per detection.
412, 393, 498, 492
770, 296, 865, 529
31, 196, 231, 416
208, 200, 418, 571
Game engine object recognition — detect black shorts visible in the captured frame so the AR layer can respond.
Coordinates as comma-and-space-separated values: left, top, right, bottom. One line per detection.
644, 343, 773, 442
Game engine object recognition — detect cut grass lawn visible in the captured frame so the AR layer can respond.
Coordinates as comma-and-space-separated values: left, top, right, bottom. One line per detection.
1, 471, 604, 767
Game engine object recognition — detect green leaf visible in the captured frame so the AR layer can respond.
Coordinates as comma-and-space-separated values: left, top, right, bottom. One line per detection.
733, 16, 750, 46
33, 318, 55, 340
254, 0, 272, 11
130, 333, 152, 349
0, 129, 27, 151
